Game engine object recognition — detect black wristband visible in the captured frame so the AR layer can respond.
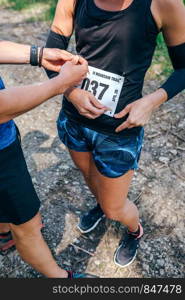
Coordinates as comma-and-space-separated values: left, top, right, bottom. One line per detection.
30, 45, 38, 66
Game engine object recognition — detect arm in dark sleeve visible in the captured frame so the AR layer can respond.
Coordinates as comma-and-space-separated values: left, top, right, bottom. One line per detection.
160, 43, 185, 100
45, 30, 71, 78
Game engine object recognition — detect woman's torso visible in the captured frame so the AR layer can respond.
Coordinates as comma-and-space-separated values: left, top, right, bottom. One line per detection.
62, 0, 159, 136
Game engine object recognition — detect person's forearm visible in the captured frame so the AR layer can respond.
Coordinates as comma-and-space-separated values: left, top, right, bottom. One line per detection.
146, 88, 168, 109
0, 40, 31, 64
0, 77, 67, 123
64, 86, 78, 99
159, 43, 185, 100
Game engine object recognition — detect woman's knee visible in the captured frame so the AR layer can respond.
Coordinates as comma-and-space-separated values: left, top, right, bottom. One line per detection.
101, 194, 131, 219
102, 203, 127, 221
10, 213, 42, 240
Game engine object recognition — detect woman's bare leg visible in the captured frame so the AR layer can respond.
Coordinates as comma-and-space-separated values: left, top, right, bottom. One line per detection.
69, 150, 139, 232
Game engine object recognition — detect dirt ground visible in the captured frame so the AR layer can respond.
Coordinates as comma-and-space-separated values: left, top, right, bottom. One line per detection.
0, 7, 184, 278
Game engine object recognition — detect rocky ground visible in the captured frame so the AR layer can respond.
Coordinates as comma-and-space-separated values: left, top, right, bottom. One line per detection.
0, 6, 184, 278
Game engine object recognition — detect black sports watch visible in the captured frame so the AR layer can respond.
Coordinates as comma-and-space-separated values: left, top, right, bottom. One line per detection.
30, 45, 39, 66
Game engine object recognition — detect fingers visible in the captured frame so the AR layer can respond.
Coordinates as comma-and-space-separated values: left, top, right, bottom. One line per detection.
114, 105, 132, 132
90, 99, 106, 110
89, 94, 106, 109
115, 120, 131, 133
44, 49, 88, 66
71, 55, 80, 65
70, 55, 88, 67
80, 103, 105, 118
114, 105, 131, 119
78, 55, 88, 66
87, 106, 106, 116
82, 112, 99, 119
78, 93, 111, 119
115, 118, 139, 133
77, 96, 107, 119
63, 59, 88, 75
77, 107, 99, 119
56, 50, 74, 61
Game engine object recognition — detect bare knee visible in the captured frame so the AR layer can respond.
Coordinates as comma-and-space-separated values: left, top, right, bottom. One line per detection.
102, 205, 125, 221
10, 213, 43, 241
101, 199, 130, 221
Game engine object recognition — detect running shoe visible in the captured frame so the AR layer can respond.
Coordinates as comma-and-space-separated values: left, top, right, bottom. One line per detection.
0, 231, 15, 252
77, 204, 105, 233
114, 223, 144, 267
67, 270, 98, 278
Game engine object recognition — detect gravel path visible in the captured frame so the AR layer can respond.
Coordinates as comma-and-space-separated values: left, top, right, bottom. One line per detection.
0, 6, 184, 278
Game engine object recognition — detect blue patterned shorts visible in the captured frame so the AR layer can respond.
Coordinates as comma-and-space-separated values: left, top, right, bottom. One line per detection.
57, 112, 144, 178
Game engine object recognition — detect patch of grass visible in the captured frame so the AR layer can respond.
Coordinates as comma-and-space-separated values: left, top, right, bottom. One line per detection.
46, 1, 58, 20
149, 33, 172, 80
0, 0, 57, 19
8, 0, 37, 10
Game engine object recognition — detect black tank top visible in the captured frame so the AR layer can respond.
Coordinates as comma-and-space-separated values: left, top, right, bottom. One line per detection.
61, 0, 159, 136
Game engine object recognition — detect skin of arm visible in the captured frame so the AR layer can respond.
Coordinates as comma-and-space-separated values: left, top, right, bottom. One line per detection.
114, 0, 185, 132
0, 79, 64, 124
0, 40, 74, 72
0, 58, 88, 124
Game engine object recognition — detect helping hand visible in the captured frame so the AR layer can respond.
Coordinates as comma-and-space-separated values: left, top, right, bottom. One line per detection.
41, 48, 75, 72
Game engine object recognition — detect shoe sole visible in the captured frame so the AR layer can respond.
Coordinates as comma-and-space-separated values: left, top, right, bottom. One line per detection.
77, 215, 105, 234
113, 245, 137, 268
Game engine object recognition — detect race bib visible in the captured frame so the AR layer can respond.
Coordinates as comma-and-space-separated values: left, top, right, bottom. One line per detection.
80, 66, 124, 117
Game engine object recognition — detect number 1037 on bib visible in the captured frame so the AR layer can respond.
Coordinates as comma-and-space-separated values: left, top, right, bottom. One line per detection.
80, 66, 125, 117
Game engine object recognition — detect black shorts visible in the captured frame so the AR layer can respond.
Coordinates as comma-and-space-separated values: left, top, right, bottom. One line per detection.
0, 134, 40, 225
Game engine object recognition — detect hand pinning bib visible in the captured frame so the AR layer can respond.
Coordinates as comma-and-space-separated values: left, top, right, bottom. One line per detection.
81, 66, 124, 117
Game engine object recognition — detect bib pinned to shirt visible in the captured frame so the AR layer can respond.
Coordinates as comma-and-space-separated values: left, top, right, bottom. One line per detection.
80, 66, 124, 117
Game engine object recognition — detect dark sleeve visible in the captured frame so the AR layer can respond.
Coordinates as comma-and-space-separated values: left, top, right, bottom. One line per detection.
160, 43, 185, 100
45, 30, 71, 79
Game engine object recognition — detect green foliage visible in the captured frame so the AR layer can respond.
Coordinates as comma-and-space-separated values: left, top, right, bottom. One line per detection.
8, 0, 40, 10
0, 0, 58, 19
151, 33, 172, 79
